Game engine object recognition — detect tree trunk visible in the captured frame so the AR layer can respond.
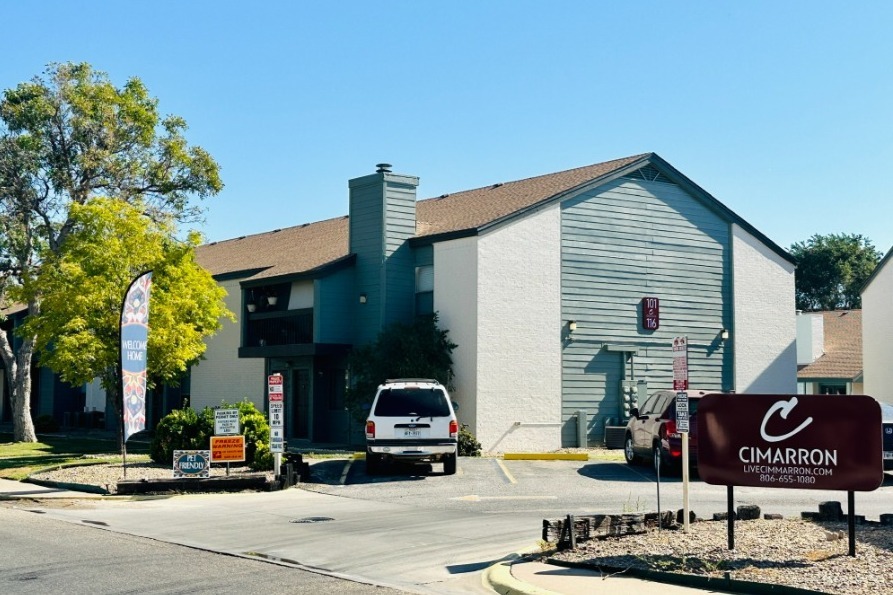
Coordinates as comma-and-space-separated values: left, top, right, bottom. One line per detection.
0, 327, 38, 443
1, 304, 39, 442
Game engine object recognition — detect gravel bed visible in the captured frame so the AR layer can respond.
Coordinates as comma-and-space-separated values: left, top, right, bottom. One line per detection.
549, 517, 893, 594
32, 461, 269, 494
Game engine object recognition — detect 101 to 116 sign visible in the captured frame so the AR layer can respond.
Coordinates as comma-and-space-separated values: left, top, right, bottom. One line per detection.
641, 297, 659, 330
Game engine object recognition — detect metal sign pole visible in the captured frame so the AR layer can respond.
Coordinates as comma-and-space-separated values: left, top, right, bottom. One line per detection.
727, 485, 735, 550
848, 490, 856, 557
655, 451, 661, 531
682, 432, 690, 532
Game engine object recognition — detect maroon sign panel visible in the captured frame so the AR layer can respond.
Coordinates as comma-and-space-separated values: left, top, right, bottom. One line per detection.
641, 297, 659, 330
698, 394, 883, 492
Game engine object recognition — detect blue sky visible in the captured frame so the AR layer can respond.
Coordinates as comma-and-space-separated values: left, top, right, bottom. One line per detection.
3, 2, 892, 254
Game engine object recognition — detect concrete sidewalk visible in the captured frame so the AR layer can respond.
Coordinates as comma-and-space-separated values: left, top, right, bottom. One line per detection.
484, 558, 736, 595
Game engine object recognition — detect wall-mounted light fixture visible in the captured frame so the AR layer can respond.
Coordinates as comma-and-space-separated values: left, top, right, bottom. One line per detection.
720, 328, 730, 341
568, 320, 577, 333
359, 293, 367, 304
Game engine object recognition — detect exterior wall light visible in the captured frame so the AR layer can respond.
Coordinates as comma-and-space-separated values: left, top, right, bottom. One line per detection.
721, 328, 730, 341
359, 293, 367, 304
568, 320, 577, 333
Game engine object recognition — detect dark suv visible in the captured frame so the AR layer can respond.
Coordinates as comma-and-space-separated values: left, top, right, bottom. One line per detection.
623, 389, 713, 474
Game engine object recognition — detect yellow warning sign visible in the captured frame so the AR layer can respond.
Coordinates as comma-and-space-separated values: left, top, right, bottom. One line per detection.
210, 435, 246, 463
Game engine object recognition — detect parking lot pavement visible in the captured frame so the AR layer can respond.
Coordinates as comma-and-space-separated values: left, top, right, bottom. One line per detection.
302, 456, 893, 523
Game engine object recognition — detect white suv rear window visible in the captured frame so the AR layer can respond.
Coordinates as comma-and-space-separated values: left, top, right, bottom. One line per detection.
373, 387, 450, 417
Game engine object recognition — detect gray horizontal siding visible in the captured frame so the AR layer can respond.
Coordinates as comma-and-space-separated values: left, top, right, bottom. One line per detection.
560, 177, 732, 446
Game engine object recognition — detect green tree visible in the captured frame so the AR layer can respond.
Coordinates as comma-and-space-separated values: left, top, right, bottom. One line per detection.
0, 62, 222, 442
790, 233, 882, 311
20, 199, 233, 444
345, 313, 457, 422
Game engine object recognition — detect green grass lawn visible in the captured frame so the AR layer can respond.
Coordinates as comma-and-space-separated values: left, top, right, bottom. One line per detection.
0, 433, 150, 481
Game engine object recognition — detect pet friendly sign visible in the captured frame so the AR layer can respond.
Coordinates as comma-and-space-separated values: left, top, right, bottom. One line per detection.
698, 394, 882, 492
172, 450, 211, 478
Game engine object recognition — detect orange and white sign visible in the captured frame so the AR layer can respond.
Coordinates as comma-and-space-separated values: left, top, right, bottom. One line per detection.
210, 435, 246, 463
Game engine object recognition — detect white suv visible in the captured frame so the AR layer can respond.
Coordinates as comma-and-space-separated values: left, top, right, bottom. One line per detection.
365, 379, 459, 475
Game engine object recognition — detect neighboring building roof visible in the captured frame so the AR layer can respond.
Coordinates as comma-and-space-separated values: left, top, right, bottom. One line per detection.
196, 152, 792, 282
797, 310, 862, 381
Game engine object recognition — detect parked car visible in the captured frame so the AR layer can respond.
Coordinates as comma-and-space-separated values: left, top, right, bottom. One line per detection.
623, 389, 715, 474
365, 379, 459, 475
882, 402, 893, 471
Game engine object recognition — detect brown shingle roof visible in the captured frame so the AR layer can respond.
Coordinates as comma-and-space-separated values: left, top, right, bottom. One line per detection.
797, 310, 862, 380
196, 154, 648, 280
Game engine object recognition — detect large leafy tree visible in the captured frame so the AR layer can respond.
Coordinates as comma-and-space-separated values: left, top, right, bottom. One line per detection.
20, 199, 233, 443
345, 313, 457, 422
790, 233, 882, 311
0, 62, 222, 442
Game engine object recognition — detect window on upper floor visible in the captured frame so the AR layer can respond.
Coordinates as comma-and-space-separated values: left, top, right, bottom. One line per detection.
415, 265, 433, 315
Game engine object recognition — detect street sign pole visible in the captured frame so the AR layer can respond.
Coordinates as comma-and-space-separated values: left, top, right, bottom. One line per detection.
676, 389, 690, 533
682, 431, 690, 532
268, 374, 285, 477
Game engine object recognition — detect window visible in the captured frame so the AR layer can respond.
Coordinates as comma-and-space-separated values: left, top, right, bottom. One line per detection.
415, 265, 434, 315
819, 384, 846, 395
373, 387, 450, 417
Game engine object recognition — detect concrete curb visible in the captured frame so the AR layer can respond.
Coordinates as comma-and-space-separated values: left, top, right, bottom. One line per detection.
482, 561, 562, 595
546, 559, 829, 595
24, 477, 109, 495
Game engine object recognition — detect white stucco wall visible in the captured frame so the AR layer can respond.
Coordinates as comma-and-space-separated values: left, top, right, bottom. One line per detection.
434, 208, 563, 453
477, 206, 563, 453
863, 257, 893, 404
190, 278, 265, 411
732, 224, 797, 392
433, 236, 479, 435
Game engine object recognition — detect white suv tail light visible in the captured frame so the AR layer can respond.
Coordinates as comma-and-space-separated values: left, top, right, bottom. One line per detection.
365, 420, 375, 439
449, 419, 458, 438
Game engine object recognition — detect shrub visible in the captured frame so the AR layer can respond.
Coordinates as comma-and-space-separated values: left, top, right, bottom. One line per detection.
150, 400, 274, 470
150, 408, 212, 465
458, 424, 481, 457
252, 441, 274, 471
200, 400, 270, 464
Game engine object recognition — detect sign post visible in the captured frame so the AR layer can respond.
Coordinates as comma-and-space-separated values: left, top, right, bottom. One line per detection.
268, 374, 284, 476
676, 391, 690, 532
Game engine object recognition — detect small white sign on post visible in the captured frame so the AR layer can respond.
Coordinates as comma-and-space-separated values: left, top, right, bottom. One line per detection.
675, 391, 690, 433
676, 390, 691, 533
214, 408, 240, 436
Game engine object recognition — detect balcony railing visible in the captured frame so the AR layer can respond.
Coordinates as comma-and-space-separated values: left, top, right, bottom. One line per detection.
245, 309, 313, 347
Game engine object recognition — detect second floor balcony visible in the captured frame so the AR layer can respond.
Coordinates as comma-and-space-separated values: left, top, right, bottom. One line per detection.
243, 308, 313, 349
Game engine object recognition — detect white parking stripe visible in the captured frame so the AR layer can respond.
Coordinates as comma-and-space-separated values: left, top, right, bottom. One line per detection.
340, 459, 353, 485
495, 459, 517, 484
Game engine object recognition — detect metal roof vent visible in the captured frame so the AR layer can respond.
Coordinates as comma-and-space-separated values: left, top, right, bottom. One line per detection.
376, 163, 392, 173
626, 165, 674, 184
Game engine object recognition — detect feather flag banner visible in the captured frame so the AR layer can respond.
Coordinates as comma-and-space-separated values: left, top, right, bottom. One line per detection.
121, 272, 152, 442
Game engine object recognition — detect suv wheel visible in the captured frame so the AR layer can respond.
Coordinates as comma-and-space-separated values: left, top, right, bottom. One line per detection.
366, 449, 382, 475
443, 452, 457, 475
624, 434, 640, 465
